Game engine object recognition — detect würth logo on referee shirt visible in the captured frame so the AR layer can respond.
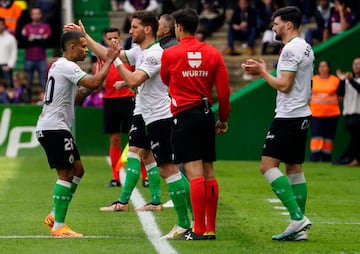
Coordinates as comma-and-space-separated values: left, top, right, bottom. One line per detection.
182, 52, 208, 77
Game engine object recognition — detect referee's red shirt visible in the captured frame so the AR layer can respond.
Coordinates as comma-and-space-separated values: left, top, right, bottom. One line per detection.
160, 36, 230, 122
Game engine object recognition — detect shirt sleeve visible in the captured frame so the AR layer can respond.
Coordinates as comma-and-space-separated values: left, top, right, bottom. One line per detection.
279, 46, 298, 72
214, 54, 231, 122
66, 62, 87, 86
8, 36, 18, 68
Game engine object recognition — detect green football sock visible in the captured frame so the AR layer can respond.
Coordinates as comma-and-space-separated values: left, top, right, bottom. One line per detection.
119, 151, 140, 204
50, 176, 81, 216
180, 173, 193, 221
145, 162, 161, 204
70, 176, 81, 198
264, 168, 303, 220
288, 173, 307, 214
166, 172, 191, 229
53, 180, 72, 223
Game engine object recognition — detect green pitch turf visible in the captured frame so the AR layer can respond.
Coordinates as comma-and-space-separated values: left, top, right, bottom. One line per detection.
0, 157, 359, 254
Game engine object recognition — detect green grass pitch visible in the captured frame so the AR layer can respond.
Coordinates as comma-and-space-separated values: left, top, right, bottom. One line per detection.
0, 157, 359, 254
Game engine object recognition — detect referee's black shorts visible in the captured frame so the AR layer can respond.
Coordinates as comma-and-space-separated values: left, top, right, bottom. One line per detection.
262, 116, 311, 164
103, 97, 135, 134
171, 105, 216, 164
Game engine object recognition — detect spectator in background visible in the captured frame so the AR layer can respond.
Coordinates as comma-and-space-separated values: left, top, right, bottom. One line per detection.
222, 0, 257, 56
160, 0, 187, 15
8, 71, 31, 103
300, 0, 316, 24
283, 0, 316, 24
345, 0, 360, 22
0, 78, 10, 103
255, 0, 277, 34
33, 0, 61, 50
123, 0, 159, 33
197, 0, 226, 40
81, 88, 104, 107
309, 60, 341, 162
336, 57, 360, 167
0, 17, 17, 88
111, 0, 124, 11
32, 86, 44, 105
260, 0, 284, 55
21, 7, 51, 89
122, 0, 160, 49
0, 0, 22, 34
323, 0, 356, 42
304, 0, 333, 45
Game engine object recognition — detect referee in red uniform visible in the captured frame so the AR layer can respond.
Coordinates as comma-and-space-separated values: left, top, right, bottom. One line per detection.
160, 8, 231, 240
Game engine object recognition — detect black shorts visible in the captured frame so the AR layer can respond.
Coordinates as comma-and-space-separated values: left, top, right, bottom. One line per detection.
147, 117, 174, 166
171, 105, 216, 164
36, 130, 80, 169
128, 114, 151, 150
262, 116, 311, 164
103, 97, 135, 134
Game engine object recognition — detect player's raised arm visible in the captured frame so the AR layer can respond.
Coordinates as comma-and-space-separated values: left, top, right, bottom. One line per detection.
77, 40, 119, 94
64, 21, 116, 62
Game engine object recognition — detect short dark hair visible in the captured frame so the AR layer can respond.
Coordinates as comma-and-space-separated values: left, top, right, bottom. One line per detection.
102, 27, 120, 36
171, 8, 199, 35
272, 6, 302, 29
0, 17, 5, 24
60, 31, 85, 51
132, 11, 158, 38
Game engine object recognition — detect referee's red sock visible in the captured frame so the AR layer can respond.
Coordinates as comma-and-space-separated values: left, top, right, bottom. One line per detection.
190, 176, 206, 234
140, 161, 148, 182
110, 146, 121, 181
205, 178, 219, 233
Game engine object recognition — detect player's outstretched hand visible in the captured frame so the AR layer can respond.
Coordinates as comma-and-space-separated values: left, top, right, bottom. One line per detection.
63, 22, 80, 32
107, 40, 120, 61
241, 58, 267, 76
63, 20, 87, 34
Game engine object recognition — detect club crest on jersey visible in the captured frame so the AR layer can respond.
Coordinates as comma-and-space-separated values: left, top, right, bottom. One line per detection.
187, 52, 201, 68
146, 56, 158, 66
73, 66, 81, 73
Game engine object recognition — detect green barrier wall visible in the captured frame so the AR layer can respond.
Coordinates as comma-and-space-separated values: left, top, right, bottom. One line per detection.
0, 105, 43, 157
74, 107, 128, 155
214, 22, 360, 160
0, 105, 114, 157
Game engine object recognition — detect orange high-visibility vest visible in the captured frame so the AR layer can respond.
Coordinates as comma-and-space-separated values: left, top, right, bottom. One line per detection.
310, 74, 341, 117
0, 2, 22, 33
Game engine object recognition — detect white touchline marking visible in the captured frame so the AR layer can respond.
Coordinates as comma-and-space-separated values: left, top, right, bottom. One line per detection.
267, 198, 281, 203
280, 212, 290, 216
273, 206, 287, 210
317, 222, 360, 225
110, 157, 177, 254
0, 235, 123, 239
